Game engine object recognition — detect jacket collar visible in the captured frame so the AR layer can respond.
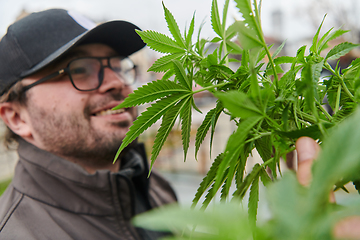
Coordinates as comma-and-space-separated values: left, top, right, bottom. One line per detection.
13, 138, 148, 215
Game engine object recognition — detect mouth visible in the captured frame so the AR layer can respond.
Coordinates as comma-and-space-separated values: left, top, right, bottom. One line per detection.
93, 108, 126, 116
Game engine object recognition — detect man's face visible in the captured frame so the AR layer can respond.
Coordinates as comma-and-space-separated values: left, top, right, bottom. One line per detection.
21, 43, 137, 166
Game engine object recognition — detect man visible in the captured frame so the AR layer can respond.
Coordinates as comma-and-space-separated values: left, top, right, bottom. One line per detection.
0, 9, 176, 239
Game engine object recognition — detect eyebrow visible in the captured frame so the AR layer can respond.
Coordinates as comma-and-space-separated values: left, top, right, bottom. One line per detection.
54, 47, 119, 65
56, 49, 89, 64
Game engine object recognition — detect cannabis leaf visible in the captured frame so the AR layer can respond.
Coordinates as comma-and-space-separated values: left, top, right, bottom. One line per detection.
114, 93, 191, 161
150, 96, 192, 170
162, 2, 186, 48
113, 80, 190, 109
148, 53, 183, 73
136, 30, 185, 54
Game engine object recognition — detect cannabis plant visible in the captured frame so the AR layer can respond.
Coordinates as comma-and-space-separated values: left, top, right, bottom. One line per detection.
114, 0, 360, 238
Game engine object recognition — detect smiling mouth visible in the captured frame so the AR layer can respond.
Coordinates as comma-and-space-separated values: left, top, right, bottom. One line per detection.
94, 108, 125, 116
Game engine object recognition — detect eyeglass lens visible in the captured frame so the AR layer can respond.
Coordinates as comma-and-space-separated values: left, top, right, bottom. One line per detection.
68, 57, 136, 91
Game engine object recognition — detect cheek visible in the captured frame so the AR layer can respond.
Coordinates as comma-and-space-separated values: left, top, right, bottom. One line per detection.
122, 87, 133, 98
29, 87, 88, 113
131, 106, 138, 120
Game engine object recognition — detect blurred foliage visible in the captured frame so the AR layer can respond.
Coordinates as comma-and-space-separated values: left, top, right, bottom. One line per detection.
0, 178, 11, 196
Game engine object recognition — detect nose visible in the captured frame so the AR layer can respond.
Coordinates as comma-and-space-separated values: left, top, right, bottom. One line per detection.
97, 65, 126, 93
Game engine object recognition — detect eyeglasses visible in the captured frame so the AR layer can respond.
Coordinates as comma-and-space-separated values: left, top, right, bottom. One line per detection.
23, 56, 136, 92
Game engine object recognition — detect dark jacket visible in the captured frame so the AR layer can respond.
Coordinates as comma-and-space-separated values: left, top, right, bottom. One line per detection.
0, 139, 177, 239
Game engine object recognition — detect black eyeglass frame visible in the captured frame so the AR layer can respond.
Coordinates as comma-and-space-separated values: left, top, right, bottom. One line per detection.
22, 56, 136, 92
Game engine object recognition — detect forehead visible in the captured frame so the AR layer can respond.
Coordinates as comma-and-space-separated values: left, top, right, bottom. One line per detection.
56, 44, 119, 65
69, 43, 119, 57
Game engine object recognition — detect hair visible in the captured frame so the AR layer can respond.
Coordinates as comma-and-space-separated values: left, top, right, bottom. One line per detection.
0, 81, 28, 149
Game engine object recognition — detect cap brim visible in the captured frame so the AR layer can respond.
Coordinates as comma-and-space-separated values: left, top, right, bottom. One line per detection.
21, 20, 145, 77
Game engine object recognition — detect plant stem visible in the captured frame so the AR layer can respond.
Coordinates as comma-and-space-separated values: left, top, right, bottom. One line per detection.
315, 99, 332, 121
293, 103, 301, 129
324, 62, 356, 102
261, 156, 276, 168
245, 132, 272, 144
265, 115, 281, 130
295, 108, 317, 124
252, 0, 279, 95
334, 85, 341, 115
193, 82, 229, 94
298, 119, 312, 126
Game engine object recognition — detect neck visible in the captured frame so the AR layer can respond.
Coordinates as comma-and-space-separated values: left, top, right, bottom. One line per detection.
65, 156, 121, 174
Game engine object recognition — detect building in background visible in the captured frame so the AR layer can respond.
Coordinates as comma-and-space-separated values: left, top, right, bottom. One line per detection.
0, 0, 360, 179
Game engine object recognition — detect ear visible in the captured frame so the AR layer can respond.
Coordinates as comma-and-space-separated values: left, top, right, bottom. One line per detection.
0, 102, 32, 138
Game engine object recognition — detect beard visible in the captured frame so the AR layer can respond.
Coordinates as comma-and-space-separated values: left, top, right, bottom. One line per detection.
26, 91, 135, 168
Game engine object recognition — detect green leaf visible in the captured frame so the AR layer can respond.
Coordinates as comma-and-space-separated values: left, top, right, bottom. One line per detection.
173, 60, 192, 90
234, 147, 251, 188
259, 167, 272, 187
211, 0, 223, 37
192, 153, 224, 207
215, 90, 263, 118
114, 93, 190, 161
342, 58, 360, 75
326, 42, 360, 60
248, 174, 260, 228
113, 80, 190, 109
255, 135, 272, 162
266, 64, 284, 77
310, 108, 360, 205
272, 40, 286, 58
161, 68, 175, 80
209, 102, 223, 157
310, 15, 326, 54
220, 159, 237, 201
276, 123, 334, 140
208, 64, 234, 78
136, 30, 185, 54
211, 36, 222, 43
185, 12, 196, 48
296, 45, 307, 64
222, 0, 230, 31
150, 96, 192, 171
213, 116, 262, 199
319, 28, 349, 53
162, 2, 186, 48
191, 97, 202, 114
267, 173, 309, 239
234, 0, 258, 31
225, 22, 238, 39
300, 56, 324, 106
0, 178, 11, 196
233, 163, 262, 199
226, 40, 243, 54
235, 21, 263, 50
180, 97, 192, 161
133, 202, 253, 239
353, 180, 360, 194
195, 107, 216, 159
207, 50, 218, 65
148, 53, 183, 72
240, 49, 249, 67
196, 20, 207, 56
274, 56, 295, 65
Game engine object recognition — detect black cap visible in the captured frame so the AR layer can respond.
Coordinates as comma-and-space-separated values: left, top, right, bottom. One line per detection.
0, 8, 146, 96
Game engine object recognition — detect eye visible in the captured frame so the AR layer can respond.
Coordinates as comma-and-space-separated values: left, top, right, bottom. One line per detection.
111, 66, 122, 73
70, 67, 87, 75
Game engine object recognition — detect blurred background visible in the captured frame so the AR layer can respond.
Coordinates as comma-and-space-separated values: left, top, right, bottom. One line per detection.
1, 0, 360, 206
